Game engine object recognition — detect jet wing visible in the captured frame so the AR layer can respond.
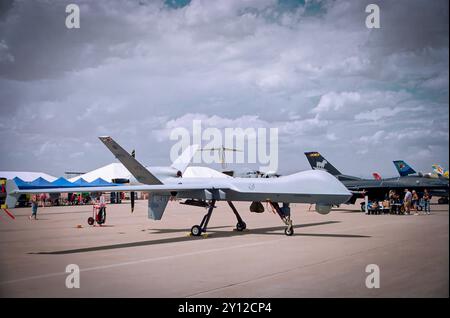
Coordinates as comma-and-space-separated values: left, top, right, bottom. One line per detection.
6, 182, 232, 196
3, 179, 237, 209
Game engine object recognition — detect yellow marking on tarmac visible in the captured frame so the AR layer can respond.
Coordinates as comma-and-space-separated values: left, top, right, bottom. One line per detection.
185, 232, 210, 238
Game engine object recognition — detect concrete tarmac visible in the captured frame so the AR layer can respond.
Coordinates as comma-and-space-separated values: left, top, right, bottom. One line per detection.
0, 199, 448, 297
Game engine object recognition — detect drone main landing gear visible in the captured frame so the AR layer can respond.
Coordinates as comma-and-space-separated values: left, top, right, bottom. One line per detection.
227, 201, 246, 231
190, 200, 216, 236
269, 202, 294, 236
190, 200, 248, 236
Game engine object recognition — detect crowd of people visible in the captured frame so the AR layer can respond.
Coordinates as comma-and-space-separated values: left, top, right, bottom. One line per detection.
23, 191, 126, 210
67, 193, 92, 205
366, 188, 432, 215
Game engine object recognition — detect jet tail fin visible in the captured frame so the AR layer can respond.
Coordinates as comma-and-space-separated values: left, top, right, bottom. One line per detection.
171, 144, 199, 173
432, 164, 446, 175
372, 172, 382, 180
304, 152, 342, 176
432, 164, 449, 179
393, 160, 416, 177
99, 136, 163, 185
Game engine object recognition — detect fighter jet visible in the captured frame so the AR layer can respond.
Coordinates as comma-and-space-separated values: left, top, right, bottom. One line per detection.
391, 160, 450, 204
304, 152, 449, 208
432, 164, 449, 179
393, 160, 440, 179
2, 137, 351, 237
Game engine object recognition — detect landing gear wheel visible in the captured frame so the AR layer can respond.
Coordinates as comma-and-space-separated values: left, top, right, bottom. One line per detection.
87, 217, 95, 226
236, 221, 246, 231
284, 227, 294, 236
191, 225, 202, 236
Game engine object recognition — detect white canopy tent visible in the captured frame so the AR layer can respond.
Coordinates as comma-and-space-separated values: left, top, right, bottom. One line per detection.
69, 163, 231, 183
1, 164, 230, 185
68, 163, 132, 183
0, 171, 57, 182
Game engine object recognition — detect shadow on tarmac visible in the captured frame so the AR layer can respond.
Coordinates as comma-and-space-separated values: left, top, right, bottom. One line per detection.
30, 221, 370, 255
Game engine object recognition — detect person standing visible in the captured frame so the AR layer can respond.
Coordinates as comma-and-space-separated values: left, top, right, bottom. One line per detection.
29, 195, 38, 220
412, 190, 419, 215
388, 190, 395, 214
423, 189, 431, 215
40, 193, 47, 207
99, 192, 106, 208
403, 189, 412, 215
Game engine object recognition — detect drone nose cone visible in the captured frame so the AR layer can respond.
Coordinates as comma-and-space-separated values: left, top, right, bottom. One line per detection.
301, 169, 351, 196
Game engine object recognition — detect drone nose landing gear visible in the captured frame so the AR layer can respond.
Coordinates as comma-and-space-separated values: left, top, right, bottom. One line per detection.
269, 202, 294, 236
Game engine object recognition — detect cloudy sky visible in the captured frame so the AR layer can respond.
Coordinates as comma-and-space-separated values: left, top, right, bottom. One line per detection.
0, 0, 448, 178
